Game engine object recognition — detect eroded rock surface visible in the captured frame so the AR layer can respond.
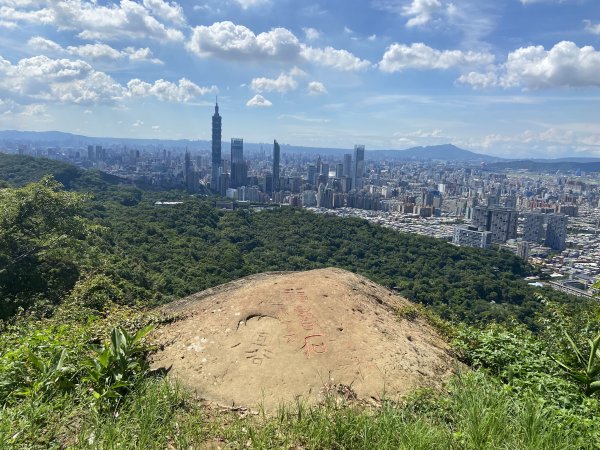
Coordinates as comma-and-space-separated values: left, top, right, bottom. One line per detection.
151, 268, 458, 410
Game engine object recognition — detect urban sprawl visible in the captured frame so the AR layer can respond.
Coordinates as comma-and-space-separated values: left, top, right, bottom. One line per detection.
5, 102, 600, 299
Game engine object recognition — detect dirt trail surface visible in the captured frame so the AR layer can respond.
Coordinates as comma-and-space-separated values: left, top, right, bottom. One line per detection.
151, 268, 459, 411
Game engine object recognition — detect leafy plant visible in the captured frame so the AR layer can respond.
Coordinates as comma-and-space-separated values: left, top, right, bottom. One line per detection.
554, 331, 600, 396
84, 325, 155, 408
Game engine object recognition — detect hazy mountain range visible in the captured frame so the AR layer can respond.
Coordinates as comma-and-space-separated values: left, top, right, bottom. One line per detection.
1, 130, 599, 164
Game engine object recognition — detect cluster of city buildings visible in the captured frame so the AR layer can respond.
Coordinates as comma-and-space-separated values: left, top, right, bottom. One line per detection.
3, 103, 600, 295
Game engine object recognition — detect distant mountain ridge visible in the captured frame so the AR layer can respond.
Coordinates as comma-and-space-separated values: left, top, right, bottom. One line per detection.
1, 129, 592, 163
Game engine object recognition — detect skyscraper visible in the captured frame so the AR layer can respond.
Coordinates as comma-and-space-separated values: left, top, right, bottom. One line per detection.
230, 138, 245, 188
211, 99, 222, 192
184, 150, 194, 192
343, 154, 352, 177
272, 139, 280, 194
352, 145, 365, 190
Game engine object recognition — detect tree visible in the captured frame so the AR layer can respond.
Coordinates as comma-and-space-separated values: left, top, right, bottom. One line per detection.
0, 176, 91, 318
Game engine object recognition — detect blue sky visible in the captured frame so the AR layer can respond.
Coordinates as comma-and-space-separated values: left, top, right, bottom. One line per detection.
1, 0, 599, 158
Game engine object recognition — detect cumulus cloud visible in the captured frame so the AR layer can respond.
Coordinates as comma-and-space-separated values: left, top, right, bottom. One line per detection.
307, 81, 327, 95
187, 21, 370, 71
300, 46, 371, 71
456, 71, 498, 89
187, 21, 300, 61
28, 36, 163, 64
0, 4, 54, 26
5, 0, 185, 42
0, 54, 124, 105
246, 94, 272, 107
67, 43, 123, 61
28, 36, 62, 52
402, 0, 444, 27
251, 72, 298, 93
584, 20, 600, 35
460, 41, 600, 90
0, 54, 215, 107
127, 78, 217, 102
142, 0, 185, 25
379, 43, 494, 72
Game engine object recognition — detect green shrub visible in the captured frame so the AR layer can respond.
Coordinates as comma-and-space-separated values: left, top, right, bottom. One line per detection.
84, 325, 154, 409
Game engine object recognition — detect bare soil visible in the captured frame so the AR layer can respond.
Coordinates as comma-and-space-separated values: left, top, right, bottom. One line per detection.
150, 268, 459, 411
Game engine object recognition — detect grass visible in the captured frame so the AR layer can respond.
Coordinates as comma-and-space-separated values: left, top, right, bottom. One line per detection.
2, 371, 590, 450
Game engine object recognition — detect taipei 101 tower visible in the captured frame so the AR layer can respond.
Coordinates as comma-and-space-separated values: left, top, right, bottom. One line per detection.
210, 98, 222, 192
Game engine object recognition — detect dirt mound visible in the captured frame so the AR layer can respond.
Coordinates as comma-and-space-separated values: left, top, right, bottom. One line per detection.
151, 268, 459, 411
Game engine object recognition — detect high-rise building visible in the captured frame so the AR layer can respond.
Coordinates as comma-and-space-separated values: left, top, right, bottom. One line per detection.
352, 145, 365, 190
211, 99, 222, 192
523, 212, 545, 243
184, 150, 195, 192
230, 138, 246, 188
307, 164, 317, 187
472, 206, 518, 243
343, 154, 352, 177
272, 140, 280, 193
545, 214, 568, 251
335, 163, 344, 178
523, 212, 568, 251
453, 225, 492, 249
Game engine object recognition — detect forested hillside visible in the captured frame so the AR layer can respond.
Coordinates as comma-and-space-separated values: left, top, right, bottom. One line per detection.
1, 154, 599, 449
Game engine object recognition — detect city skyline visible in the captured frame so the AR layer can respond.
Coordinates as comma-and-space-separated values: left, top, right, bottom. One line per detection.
1, 1, 600, 158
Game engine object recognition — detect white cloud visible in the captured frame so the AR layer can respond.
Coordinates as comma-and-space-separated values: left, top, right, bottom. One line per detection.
187, 21, 369, 71
127, 78, 217, 102
402, 0, 444, 27
142, 0, 185, 25
246, 94, 272, 107
251, 72, 298, 93
457, 71, 498, 89
461, 41, 600, 90
187, 21, 300, 61
584, 20, 600, 35
373, 0, 445, 27
67, 43, 123, 61
502, 41, 600, 89
28, 36, 62, 52
132, 119, 144, 127
0, 54, 214, 107
303, 27, 321, 41
28, 36, 163, 64
0, 54, 124, 105
123, 47, 163, 64
307, 81, 327, 95
0, 4, 54, 24
0, 19, 17, 28
8, 0, 185, 42
301, 46, 371, 71
368, 34, 377, 41
379, 43, 494, 72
